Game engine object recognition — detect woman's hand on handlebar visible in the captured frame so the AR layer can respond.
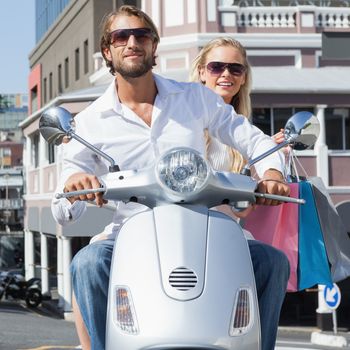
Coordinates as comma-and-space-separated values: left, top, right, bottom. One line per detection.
64, 172, 108, 207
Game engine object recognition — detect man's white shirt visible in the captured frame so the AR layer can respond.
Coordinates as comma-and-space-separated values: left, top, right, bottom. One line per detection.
52, 74, 284, 240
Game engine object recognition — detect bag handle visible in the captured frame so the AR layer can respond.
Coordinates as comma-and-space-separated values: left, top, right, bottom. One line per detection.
285, 149, 309, 183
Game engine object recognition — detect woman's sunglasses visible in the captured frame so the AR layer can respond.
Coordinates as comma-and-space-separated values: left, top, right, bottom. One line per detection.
109, 28, 154, 47
206, 61, 246, 76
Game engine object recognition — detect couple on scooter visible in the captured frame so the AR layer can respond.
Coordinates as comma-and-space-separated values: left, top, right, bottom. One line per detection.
52, 5, 290, 350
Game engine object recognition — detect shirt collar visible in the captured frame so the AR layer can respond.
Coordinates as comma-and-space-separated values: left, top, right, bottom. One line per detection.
94, 73, 184, 116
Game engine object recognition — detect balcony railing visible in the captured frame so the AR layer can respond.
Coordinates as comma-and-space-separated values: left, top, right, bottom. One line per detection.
0, 198, 23, 209
317, 7, 350, 28
219, 5, 350, 28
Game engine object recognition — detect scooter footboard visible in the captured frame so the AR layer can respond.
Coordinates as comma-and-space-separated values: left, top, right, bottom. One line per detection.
106, 204, 260, 350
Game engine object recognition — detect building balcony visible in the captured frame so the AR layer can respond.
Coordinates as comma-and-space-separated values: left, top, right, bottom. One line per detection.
0, 198, 23, 210
218, 4, 350, 31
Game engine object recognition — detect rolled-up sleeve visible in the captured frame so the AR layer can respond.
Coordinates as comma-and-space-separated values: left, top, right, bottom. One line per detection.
51, 110, 102, 225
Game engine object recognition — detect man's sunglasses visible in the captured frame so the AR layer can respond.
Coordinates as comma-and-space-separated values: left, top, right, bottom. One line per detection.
109, 28, 154, 47
206, 61, 246, 76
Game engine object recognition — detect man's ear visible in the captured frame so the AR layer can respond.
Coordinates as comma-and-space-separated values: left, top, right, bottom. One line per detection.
152, 42, 158, 56
103, 47, 112, 62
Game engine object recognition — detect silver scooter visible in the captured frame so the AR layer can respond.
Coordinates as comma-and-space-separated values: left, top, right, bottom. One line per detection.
39, 108, 319, 350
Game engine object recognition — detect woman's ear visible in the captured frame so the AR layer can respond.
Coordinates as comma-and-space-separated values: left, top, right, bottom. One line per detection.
199, 66, 206, 84
241, 73, 246, 86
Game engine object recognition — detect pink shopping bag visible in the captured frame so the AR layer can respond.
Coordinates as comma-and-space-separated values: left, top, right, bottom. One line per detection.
244, 183, 299, 292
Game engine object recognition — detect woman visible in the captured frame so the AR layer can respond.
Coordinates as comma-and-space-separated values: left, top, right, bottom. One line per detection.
190, 37, 254, 222
190, 37, 289, 350
190, 37, 252, 175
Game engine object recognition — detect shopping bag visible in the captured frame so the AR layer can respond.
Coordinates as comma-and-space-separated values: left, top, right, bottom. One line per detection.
297, 180, 332, 290
244, 183, 299, 292
308, 177, 350, 282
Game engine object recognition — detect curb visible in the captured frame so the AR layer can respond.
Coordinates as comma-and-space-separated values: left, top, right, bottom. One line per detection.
311, 331, 348, 348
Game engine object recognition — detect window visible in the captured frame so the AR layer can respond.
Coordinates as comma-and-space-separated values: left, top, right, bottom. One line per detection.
43, 78, 47, 104
84, 40, 89, 74
58, 64, 63, 93
325, 108, 350, 150
31, 86, 38, 112
75, 48, 80, 81
47, 143, 55, 164
32, 133, 39, 168
65, 57, 69, 88
0, 148, 12, 167
49, 72, 53, 100
273, 108, 293, 135
115, 0, 140, 6
252, 107, 316, 137
252, 108, 271, 135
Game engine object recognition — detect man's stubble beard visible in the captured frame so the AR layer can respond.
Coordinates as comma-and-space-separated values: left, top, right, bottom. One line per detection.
114, 54, 154, 78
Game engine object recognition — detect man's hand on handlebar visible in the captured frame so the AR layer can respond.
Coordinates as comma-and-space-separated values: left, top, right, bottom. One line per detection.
64, 172, 108, 207
257, 169, 290, 206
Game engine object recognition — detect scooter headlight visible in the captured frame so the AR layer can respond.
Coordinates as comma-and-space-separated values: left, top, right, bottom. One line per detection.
156, 148, 209, 195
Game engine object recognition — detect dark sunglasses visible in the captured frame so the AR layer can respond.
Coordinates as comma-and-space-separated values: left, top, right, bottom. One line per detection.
109, 28, 154, 47
206, 61, 246, 76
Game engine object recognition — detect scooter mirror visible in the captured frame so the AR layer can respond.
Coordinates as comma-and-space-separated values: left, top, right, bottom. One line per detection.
39, 106, 74, 145
39, 107, 120, 172
240, 111, 320, 176
284, 111, 320, 150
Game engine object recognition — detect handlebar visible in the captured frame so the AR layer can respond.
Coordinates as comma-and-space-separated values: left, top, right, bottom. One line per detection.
55, 188, 105, 199
55, 187, 304, 205
254, 192, 305, 204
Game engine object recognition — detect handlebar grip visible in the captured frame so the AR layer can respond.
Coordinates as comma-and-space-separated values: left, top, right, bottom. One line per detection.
55, 188, 105, 199
254, 192, 305, 204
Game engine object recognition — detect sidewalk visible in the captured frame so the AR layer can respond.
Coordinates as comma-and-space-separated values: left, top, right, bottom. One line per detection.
278, 326, 350, 348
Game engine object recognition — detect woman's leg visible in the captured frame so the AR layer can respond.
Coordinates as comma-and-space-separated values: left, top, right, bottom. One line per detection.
73, 292, 91, 350
70, 239, 114, 350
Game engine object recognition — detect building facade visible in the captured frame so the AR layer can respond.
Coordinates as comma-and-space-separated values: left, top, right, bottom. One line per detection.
0, 93, 27, 269
22, 0, 350, 322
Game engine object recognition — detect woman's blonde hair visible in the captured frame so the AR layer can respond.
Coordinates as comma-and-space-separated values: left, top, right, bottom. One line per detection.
190, 37, 252, 173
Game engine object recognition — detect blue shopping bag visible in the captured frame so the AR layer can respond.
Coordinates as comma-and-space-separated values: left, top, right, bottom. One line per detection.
298, 181, 333, 290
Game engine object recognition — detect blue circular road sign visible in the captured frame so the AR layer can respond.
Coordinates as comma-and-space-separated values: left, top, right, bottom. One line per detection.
323, 283, 341, 310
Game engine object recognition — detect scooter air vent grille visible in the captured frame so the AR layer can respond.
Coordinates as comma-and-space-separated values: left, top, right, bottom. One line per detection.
169, 267, 198, 291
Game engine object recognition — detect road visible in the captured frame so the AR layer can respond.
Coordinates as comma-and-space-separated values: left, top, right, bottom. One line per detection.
0, 300, 79, 350
0, 300, 349, 349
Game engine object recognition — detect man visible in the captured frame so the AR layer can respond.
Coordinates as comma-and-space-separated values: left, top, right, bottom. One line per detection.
52, 5, 290, 350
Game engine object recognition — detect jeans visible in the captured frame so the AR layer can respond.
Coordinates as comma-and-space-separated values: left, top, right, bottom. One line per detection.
71, 239, 289, 350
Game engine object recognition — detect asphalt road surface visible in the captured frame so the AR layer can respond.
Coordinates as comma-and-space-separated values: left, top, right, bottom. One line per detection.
0, 300, 79, 350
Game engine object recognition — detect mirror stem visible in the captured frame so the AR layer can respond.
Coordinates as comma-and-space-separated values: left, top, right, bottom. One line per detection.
70, 132, 120, 172
240, 139, 290, 176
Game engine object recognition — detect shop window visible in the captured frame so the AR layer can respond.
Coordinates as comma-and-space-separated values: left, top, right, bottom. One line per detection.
273, 108, 293, 135
326, 108, 350, 150
252, 108, 272, 135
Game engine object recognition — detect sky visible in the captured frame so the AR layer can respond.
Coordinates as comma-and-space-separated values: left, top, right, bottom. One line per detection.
0, 0, 35, 94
